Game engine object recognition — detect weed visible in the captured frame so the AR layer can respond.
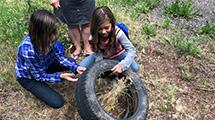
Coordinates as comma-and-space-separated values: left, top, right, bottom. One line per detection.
165, 35, 202, 57
154, 48, 164, 55
96, 0, 109, 6
161, 17, 171, 28
129, 8, 139, 19
197, 22, 215, 38
117, 0, 137, 6
134, 0, 160, 13
176, 40, 201, 57
141, 23, 157, 38
178, 64, 194, 81
164, 0, 197, 19
160, 84, 178, 112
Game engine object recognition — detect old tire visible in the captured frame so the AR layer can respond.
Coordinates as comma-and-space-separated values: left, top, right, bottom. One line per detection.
75, 60, 148, 120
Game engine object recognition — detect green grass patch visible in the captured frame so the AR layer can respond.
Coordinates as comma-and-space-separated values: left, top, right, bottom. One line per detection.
196, 22, 215, 38
164, 35, 202, 57
0, 0, 27, 46
175, 40, 201, 57
161, 17, 172, 28
164, 0, 197, 19
0, 0, 51, 47
134, 0, 160, 13
98, 0, 160, 19
117, 0, 138, 6
97, 0, 111, 6
141, 23, 157, 38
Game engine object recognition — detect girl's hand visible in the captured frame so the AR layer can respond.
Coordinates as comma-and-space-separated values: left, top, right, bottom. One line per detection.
111, 64, 123, 74
50, 0, 60, 9
60, 73, 77, 82
77, 66, 86, 74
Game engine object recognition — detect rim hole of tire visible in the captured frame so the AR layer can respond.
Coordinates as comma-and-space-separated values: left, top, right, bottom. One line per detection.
95, 70, 138, 119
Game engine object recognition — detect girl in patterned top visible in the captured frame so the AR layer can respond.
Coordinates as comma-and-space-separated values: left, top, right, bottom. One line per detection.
16, 9, 85, 108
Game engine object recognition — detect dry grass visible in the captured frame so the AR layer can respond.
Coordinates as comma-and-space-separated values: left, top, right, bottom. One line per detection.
1, 39, 215, 120
96, 77, 128, 117
1, 0, 215, 119
139, 39, 215, 120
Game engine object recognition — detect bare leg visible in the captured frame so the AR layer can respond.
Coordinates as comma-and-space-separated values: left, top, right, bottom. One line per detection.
82, 23, 93, 55
68, 25, 81, 58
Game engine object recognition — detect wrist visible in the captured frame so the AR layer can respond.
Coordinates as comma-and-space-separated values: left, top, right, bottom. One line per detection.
60, 73, 63, 79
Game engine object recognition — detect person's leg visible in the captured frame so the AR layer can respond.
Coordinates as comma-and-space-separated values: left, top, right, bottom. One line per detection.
68, 25, 82, 59
79, 53, 96, 68
81, 23, 93, 55
17, 78, 64, 108
114, 52, 140, 72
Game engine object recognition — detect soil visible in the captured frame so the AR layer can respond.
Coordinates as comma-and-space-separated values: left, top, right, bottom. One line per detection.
1, 0, 215, 119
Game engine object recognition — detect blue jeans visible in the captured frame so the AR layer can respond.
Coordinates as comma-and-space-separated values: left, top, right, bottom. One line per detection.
17, 62, 68, 109
79, 52, 140, 72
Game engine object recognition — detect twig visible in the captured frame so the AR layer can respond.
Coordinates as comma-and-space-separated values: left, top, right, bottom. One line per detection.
195, 87, 215, 92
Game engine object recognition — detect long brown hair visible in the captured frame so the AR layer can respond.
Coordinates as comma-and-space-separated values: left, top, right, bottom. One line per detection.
29, 9, 58, 54
90, 6, 116, 52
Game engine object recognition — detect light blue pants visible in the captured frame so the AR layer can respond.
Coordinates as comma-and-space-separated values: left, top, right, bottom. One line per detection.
79, 52, 140, 72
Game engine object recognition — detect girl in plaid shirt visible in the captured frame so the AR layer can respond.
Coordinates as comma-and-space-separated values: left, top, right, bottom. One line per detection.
15, 9, 85, 108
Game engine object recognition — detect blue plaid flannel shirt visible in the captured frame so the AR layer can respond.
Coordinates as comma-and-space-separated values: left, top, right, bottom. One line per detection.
15, 35, 79, 83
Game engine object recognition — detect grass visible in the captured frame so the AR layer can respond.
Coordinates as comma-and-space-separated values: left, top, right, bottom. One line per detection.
161, 17, 171, 28
0, 41, 17, 87
117, 0, 137, 6
141, 23, 157, 39
96, 77, 133, 118
1, 0, 215, 119
175, 40, 201, 57
178, 64, 194, 81
164, 34, 202, 57
164, 0, 197, 19
159, 84, 178, 112
103, 0, 160, 19
196, 22, 215, 38
0, 0, 52, 47
0, 0, 27, 46
98, 79, 126, 111
134, 0, 160, 13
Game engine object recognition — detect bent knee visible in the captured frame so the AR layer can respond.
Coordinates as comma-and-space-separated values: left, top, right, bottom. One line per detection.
131, 64, 140, 73
48, 96, 64, 109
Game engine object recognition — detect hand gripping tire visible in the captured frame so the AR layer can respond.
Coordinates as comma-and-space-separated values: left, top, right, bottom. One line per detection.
75, 60, 148, 120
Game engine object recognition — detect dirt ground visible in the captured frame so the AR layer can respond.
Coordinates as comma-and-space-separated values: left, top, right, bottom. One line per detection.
1, 0, 215, 119
1, 40, 214, 120
141, 41, 215, 120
